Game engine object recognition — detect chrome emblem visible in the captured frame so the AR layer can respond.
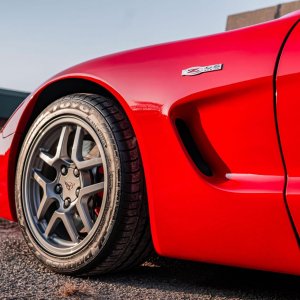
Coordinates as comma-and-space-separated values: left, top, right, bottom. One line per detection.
65, 181, 75, 191
182, 64, 223, 76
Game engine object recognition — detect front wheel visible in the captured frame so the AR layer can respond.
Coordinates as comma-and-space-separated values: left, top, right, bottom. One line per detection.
15, 93, 152, 275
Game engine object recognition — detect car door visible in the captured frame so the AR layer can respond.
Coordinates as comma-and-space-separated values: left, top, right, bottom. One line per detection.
277, 20, 300, 239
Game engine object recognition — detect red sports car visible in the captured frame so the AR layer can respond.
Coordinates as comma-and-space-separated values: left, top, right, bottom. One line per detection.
1, 11, 300, 276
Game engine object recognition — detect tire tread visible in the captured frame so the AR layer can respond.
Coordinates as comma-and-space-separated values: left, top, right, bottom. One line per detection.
75, 93, 153, 275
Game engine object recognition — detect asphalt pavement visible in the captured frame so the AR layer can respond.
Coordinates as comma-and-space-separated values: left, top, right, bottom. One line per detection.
1, 219, 300, 300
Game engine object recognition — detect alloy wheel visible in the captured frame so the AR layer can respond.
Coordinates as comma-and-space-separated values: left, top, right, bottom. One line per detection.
22, 117, 108, 256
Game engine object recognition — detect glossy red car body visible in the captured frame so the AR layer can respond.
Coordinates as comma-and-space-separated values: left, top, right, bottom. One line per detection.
2, 11, 300, 275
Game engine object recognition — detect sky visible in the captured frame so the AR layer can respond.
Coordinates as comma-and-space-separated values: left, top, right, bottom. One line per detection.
0, 0, 295, 92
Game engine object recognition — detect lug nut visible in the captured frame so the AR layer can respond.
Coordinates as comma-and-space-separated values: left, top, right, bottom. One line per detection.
73, 168, 80, 177
64, 198, 71, 209
61, 166, 68, 176
76, 187, 81, 197
54, 184, 62, 194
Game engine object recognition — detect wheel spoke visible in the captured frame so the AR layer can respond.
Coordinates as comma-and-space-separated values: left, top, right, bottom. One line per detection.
61, 213, 80, 243
78, 182, 104, 199
33, 170, 50, 190
37, 195, 56, 221
71, 126, 84, 163
33, 170, 58, 220
39, 151, 55, 167
75, 182, 104, 232
71, 126, 102, 170
45, 211, 60, 237
56, 126, 72, 159
39, 126, 72, 168
76, 157, 102, 170
45, 211, 79, 243
76, 201, 93, 232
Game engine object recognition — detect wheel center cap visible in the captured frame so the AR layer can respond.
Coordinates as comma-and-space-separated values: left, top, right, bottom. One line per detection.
64, 181, 75, 191
59, 168, 81, 202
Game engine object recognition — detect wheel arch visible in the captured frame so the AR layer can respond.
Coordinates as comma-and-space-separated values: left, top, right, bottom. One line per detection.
14, 76, 136, 138
6, 76, 145, 221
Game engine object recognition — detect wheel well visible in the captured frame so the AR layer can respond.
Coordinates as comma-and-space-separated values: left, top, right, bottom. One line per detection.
9, 78, 128, 220
18, 78, 123, 174
28, 78, 115, 131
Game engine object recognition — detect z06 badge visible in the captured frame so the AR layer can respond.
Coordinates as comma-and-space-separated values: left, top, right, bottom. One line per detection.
182, 64, 223, 76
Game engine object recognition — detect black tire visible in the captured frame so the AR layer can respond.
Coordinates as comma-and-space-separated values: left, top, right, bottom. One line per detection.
15, 93, 153, 275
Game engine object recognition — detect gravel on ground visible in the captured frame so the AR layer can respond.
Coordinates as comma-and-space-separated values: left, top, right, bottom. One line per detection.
1, 219, 300, 299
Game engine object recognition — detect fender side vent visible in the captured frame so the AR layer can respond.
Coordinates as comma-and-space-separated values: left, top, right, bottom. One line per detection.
175, 119, 213, 177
